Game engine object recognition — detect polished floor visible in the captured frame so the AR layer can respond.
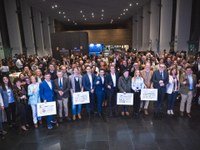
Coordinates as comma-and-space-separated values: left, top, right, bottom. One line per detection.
1, 103, 200, 150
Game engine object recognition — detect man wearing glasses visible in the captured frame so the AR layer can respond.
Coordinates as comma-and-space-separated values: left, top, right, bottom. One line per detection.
151, 63, 169, 118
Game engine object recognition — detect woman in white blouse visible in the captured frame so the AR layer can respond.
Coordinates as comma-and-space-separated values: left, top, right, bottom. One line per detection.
132, 70, 145, 118
166, 66, 180, 115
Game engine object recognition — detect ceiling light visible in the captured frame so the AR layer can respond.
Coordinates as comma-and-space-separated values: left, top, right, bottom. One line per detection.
136, 2, 139, 5
55, 4, 57, 8
129, 3, 132, 7
80, 10, 83, 13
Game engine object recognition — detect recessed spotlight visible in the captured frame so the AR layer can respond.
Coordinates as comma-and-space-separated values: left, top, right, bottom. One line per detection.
55, 4, 57, 8
136, 2, 139, 5
80, 10, 83, 13
129, 3, 132, 7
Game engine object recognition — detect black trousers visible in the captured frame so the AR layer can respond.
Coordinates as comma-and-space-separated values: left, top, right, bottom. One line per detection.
4, 102, 16, 125
107, 87, 117, 114
133, 91, 141, 114
16, 102, 28, 126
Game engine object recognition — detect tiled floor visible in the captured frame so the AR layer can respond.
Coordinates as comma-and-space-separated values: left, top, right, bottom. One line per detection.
1, 103, 200, 150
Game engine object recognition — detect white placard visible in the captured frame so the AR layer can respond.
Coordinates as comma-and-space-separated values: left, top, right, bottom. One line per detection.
37, 101, 57, 117
73, 91, 90, 105
117, 93, 134, 105
141, 89, 158, 101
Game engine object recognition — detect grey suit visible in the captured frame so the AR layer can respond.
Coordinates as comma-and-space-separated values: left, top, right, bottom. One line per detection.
54, 77, 70, 117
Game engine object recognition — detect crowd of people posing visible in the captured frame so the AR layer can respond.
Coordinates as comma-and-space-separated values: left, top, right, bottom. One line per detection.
0, 50, 200, 137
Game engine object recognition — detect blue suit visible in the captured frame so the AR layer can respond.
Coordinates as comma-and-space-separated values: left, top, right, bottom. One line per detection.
82, 73, 95, 113
151, 70, 169, 113
39, 80, 55, 127
94, 75, 106, 113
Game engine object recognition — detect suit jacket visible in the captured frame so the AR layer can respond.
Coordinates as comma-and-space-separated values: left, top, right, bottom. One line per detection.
166, 75, 180, 94
105, 72, 119, 90
179, 73, 197, 94
94, 75, 106, 94
69, 74, 83, 95
151, 70, 169, 89
54, 77, 70, 99
82, 73, 95, 91
39, 80, 54, 102
141, 70, 153, 88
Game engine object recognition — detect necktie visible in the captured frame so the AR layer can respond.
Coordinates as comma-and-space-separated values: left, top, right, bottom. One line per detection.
59, 79, 62, 88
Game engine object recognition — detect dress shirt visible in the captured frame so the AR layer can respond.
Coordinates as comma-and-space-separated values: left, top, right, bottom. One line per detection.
188, 75, 193, 90
132, 77, 145, 91
88, 74, 93, 89
45, 80, 52, 89
111, 73, 116, 87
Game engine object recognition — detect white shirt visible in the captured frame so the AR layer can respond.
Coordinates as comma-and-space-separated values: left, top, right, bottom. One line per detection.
111, 73, 116, 87
45, 80, 52, 89
58, 77, 63, 86
88, 74, 93, 89
101, 76, 104, 84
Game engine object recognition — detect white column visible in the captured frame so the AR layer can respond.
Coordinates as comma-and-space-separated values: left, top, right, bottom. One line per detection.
49, 17, 55, 33
132, 15, 137, 49
33, 9, 45, 56
0, 31, 5, 59
42, 15, 52, 55
4, 0, 22, 55
174, 0, 192, 52
159, 0, 173, 53
137, 8, 143, 50
142, 3, 150, 50
21, 1, 35, 56
149, 0, 161, 53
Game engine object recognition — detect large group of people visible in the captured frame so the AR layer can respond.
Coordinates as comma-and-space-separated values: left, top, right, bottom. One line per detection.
0, 50, 200, 138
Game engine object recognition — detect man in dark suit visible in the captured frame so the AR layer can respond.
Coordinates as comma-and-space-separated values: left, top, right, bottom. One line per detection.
54, 70, 70, 122
94, 68, 106, 117
82, 66, 96, 115
151, 63, 169, 118
105, 65, 119, 117
40, 72, 57, 129
47, 64, 57, 80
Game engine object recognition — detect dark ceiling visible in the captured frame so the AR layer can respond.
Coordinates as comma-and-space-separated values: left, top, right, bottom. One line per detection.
25, 0, 150, 26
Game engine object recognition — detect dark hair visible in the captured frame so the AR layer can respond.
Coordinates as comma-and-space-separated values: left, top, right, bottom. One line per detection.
44, 71, 51, 76
13, 77, 21, 85
1, 76, 13, 91
186, 66, 192, 70
99, 68, 105, 72
169, 66, 177, 76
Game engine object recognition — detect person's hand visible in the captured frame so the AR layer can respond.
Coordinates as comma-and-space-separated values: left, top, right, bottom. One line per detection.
91, 89, 94, 93
96, 81, 100, 85
107, 85, 111, 89
44, 100, 47, 103
183, 81, 187, 85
